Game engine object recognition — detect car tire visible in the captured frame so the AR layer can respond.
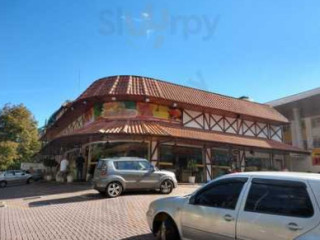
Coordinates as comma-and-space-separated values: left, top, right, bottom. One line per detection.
160, 180, 173, 194
106, 182, 123, 198
155, 218, 180, 240
0, 181, 7, 188
27, 178, 34, 184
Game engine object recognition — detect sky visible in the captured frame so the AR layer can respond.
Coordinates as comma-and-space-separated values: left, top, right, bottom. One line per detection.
1, 0, 320, 127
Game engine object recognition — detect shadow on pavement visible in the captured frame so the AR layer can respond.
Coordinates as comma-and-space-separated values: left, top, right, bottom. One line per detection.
28, 193, 104, 207
0, 181, 93, 200
121, 233, 154, 240
28, 190, 160, 207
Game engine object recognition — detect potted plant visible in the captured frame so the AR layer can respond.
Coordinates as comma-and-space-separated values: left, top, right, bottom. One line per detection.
187, 159, 198, 184
43, 158, 58, 181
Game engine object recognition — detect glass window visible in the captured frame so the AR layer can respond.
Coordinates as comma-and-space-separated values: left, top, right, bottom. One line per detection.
195, 179, 247, 209
245, 180, 314, 218
311, 117, 320, 129
313, 136, 320, 148
135, 161, 150, 171
159, 145, 203, 182
6, 170, 15, 176
96, 160, 107, 170
114, 161, 136, 170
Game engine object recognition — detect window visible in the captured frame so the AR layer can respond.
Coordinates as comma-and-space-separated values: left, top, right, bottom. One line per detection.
114, 161, 136, 170
313, 136, 320, 148
312, 117, 320, 129
113, 161, 150, 171
245, 179, 314, 218
5, 170, 15, 176
135, 161, 150, 171
194, 178, 247, 209
96, 160, 107, 170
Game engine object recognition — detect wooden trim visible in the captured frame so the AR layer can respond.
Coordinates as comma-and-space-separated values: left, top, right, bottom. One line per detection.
242, 121, 256, 136
183, 110, 203, 128
225, 117, 238, 133
210, 115, 224, 131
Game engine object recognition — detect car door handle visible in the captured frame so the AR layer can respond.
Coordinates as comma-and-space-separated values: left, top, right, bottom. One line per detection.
224, 214, 234, 222
288, 223, 303, 231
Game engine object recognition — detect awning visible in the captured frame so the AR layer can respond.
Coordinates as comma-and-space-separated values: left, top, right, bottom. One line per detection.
50, 120, 309, 154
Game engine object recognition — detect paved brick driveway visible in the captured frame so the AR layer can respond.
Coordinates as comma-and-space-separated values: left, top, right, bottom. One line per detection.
0, 182, 199, 240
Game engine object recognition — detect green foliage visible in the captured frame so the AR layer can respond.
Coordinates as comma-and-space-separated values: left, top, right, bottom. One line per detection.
0, 141, 18, 170
0, 104, 40, 170
187, 159, 198, 176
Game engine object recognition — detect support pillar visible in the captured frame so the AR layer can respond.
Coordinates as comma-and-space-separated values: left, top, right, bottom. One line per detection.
204, 147, 212, 182
292, 108, 304, 148
150, 140, 159, 167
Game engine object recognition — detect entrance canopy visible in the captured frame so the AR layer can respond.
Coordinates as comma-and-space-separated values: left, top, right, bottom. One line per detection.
42, 119, 309, 155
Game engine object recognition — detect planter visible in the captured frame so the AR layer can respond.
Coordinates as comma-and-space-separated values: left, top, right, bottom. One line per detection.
56, 175, 64, 183
188, 176, 196, 184
67, 175, 73, 183
45, 175, 52, 181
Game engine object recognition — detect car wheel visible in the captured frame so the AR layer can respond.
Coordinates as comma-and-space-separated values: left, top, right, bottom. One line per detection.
155, 218, 180, 240
27, 178, 34, 184
0, 181, 7, 188
106, 182, 123, 198
160, 180, 173, 194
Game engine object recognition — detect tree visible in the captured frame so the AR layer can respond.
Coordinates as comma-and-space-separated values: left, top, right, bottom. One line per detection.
0, 104, 40, 170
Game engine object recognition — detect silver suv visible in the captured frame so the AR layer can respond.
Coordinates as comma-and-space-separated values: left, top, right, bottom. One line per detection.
0, 170, 34, 188
93, 157, 178, 198
147, 172, 320, 240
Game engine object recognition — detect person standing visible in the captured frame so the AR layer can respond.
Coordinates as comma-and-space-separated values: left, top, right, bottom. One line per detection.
76, 153, 85, 181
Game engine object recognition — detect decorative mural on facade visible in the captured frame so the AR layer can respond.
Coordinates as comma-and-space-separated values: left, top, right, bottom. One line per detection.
59, 101, 182, 136
100, 101, 182, 122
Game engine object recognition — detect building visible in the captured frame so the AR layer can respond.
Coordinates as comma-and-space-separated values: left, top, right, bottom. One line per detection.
40, 75, 307, 182
268, 87, 320, 172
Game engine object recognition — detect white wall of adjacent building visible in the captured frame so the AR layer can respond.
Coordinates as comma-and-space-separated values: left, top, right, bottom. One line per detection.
289, 114, 320, 172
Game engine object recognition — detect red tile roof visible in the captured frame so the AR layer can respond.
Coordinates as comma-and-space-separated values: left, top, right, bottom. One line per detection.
77, 75, 288, 124
62, 120, 306, 154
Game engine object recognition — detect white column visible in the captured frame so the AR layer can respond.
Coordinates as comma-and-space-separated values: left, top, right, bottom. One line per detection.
150, 140, 159, 167
292, 108, 304, 148
305, 117, 313, 149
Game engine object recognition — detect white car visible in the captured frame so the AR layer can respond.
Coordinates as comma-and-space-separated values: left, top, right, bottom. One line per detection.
147, 172, 320, 240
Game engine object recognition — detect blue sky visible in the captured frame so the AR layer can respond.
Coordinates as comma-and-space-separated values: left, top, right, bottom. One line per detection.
1, 0, 320, 126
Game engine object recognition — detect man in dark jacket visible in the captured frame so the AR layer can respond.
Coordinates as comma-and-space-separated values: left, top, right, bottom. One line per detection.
76, 153, 85, 181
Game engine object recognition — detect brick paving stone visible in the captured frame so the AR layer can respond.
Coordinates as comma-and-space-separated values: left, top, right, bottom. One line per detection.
0, 182, 199, 240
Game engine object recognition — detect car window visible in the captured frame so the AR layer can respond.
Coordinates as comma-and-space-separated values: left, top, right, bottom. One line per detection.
6, 170, 15, 176
245, 179, 314, 218
114, 161, 136, 170
194, 178, 247, 209
135, 161, 150, 171
96, 160, 107, 170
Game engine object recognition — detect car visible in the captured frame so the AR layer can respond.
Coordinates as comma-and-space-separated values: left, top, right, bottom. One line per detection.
147, 172, 320, 240
25, 169, 44, 181
93, 157, 178, 198
0, 170, 34, 188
